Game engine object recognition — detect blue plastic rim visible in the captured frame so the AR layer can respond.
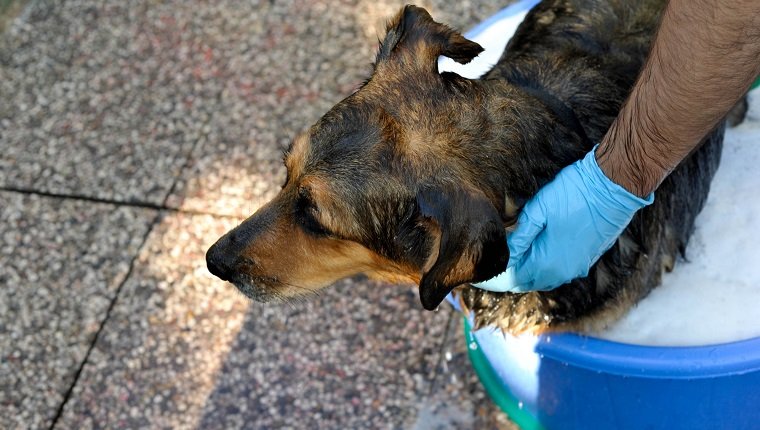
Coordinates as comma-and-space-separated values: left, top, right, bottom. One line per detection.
534, 332, 760, 379
463, 0, 540, 38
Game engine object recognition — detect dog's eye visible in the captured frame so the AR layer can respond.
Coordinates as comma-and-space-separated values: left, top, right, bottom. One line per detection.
295, 192, 331, 237
301, 208, 330, 236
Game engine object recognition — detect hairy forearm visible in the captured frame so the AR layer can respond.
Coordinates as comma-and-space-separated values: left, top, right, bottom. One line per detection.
596, 0, 760, 197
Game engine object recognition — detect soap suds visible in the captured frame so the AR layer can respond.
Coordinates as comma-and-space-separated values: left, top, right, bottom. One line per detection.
595, 91, 760, 346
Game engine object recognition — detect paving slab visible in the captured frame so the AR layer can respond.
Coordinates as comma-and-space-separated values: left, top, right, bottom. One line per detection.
0, 191, 156, 430
418, 315, 518, 430
57, 210, 458, 429
194, 287, 453, 430
166, 0, 507, 217
0, 0, 226, 204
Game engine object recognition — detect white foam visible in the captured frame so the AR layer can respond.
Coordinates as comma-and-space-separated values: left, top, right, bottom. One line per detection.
442, 8, 760, 346
438, 7, 532, 79
595, 91, 760, 346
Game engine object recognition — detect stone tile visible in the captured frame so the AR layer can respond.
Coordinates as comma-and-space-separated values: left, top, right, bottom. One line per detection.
195, 282, 451, 430
409, 311, 518, 430
58, 211, 452, 429
166, 0, 507, 217
0, 0, 224, 204
0, 0, 27, 33
0, 191, 155, 429
54, 212, 245, 429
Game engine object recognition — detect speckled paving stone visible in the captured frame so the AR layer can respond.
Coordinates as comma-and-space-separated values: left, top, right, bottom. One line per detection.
53, 212, 246, 429
194, 282, 451, 430
0, 0, 225, 204
167, 0, 507, 217
57, 210, 455, 429
0, 191, 155, 430
418, 314, 518, 430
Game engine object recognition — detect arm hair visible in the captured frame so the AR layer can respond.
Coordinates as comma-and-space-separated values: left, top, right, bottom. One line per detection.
596, 0, 760, 197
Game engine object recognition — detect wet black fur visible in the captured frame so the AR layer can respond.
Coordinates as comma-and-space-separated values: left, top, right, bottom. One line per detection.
458, 0, 726, 331
375, 0, 728, 331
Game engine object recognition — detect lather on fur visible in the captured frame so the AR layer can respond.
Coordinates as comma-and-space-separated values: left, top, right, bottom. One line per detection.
207, 0, 729, 334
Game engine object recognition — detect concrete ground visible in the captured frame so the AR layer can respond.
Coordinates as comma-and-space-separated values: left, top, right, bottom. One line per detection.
1, 1, 517, 428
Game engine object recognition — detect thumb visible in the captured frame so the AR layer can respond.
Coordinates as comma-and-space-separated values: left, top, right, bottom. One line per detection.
473, 199, 546, 293
507, 198, 546, 267
471, 196, 547, 293
509, 230, 549, 292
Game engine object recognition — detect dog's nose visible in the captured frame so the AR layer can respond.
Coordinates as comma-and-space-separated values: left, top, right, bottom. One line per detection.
207, 221, 262, 282
206, 241, 233, 282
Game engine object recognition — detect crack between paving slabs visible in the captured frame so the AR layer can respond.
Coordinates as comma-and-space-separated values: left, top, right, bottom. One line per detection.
46, 113, 220, 428
46, 208, 162, 430
0, 186, 241, 219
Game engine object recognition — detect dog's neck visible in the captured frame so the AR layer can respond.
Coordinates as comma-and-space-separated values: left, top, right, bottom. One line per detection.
464, 79, 595, 219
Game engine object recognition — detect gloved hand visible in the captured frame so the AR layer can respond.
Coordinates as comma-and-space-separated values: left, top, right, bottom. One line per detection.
475, 148, 654, 293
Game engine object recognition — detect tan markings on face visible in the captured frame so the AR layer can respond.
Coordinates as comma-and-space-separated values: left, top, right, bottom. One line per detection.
285, 133, 310, 181
238, 212, 420, 297
366, 247, 422, 285
300, 175, 369, 240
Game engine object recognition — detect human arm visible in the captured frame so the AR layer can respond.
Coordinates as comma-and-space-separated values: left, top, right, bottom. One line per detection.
596, 0, 760, 197
476, 0, 760, 293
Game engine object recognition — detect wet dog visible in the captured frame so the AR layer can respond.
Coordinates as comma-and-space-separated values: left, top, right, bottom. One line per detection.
207, 0, 727, 334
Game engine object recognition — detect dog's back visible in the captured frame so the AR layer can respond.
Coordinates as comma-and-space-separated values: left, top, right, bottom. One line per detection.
491, 0, 666, 143
460, 0, 726, 332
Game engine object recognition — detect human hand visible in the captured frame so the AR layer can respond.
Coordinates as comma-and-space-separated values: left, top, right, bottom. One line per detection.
474, 148, 654, 293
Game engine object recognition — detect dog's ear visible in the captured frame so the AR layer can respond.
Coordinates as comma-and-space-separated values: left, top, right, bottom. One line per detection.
416, 185, 508, 310
376, 5, 483, 73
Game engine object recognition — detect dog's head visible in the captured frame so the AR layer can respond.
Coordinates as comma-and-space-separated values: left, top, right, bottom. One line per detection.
207, 5, 509, 310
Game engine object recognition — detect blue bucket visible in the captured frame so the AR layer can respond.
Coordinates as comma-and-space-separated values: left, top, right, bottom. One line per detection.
464, 320, 760, 430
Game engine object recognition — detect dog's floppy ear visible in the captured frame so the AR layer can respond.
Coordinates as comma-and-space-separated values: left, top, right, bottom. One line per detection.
376, 5, 483, 72
416, 185, 508, 310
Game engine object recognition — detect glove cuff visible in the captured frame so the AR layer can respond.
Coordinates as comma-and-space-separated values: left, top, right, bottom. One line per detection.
580, 146, 654, 211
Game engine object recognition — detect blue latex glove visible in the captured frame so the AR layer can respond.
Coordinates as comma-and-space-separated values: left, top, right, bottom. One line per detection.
475, 148, 654, 293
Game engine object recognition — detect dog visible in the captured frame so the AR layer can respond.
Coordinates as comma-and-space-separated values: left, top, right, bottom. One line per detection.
207, 0, 730, 334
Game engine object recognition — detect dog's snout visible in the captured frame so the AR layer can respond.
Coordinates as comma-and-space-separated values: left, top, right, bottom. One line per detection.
206, 220, 263, 282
